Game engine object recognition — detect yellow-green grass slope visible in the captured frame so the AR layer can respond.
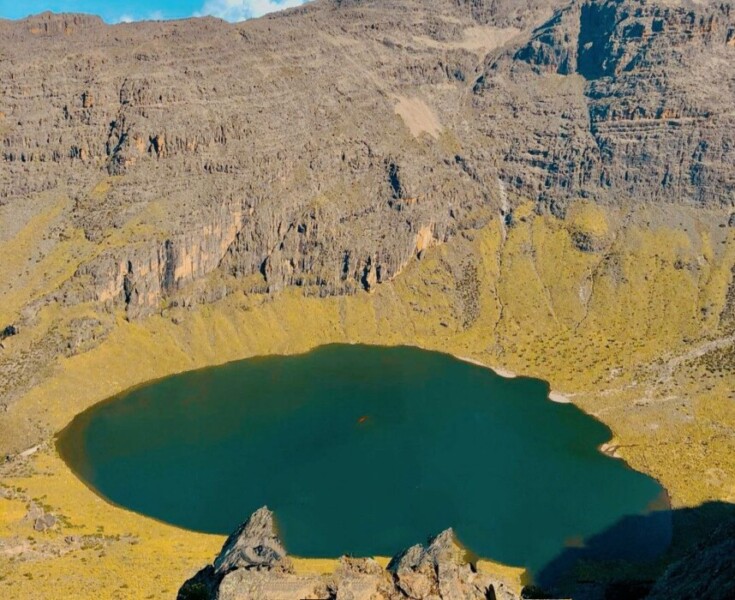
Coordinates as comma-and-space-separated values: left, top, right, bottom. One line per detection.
1, 199, 734, 598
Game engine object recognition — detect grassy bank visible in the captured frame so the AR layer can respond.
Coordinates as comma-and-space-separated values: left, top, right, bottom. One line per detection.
1, 202, 734, 597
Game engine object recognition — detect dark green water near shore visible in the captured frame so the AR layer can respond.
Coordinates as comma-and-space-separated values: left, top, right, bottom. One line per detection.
58, 344, 671, 576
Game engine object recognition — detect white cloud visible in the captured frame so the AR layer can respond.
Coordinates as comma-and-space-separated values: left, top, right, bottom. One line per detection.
114, 9, 169, 23
198, 0, 309, 21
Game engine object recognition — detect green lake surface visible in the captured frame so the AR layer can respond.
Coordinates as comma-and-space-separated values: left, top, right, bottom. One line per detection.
58, 344, 671, 577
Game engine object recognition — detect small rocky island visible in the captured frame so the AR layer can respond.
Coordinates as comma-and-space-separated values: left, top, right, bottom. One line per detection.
178, 507, 520, 600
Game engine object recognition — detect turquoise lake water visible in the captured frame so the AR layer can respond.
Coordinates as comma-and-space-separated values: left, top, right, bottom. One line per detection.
57, 344, 671, 577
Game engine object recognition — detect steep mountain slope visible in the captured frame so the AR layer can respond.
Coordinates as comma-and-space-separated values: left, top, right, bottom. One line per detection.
1, 0, 733, 322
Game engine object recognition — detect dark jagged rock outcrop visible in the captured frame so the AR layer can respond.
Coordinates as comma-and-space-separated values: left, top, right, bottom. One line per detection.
0, 325, 18, 341
179, 507, 519, 600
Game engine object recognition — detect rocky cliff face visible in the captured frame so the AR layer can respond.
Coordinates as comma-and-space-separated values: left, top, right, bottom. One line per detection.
178, 507, 519, 600
646, 517, 735, 600
2, 0, 733, 322
483, 0, 735, 208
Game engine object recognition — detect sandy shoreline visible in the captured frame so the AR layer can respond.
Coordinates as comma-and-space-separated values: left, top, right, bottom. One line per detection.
457, 355, 518, 378
548, 391, 572, 404
457, 355, 573, 405
599, 442, 622, 458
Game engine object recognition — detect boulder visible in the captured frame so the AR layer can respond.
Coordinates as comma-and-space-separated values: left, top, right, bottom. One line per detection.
33, 513, 57, 532
389, 529, 515, 600
214, 506, 288, 576
0, 325, 18, 341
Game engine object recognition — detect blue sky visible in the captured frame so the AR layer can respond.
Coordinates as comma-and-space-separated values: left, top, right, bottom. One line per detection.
0, 0, 310, 23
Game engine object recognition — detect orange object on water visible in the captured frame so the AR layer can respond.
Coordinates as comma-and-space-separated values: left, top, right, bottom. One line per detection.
358, 416, 368, 424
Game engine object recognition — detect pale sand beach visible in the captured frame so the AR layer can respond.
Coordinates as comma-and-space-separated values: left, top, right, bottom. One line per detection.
457, 356, 518, 378
548, 391, 572, 404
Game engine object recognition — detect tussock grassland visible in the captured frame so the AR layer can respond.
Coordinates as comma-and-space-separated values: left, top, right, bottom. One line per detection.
1, 201, 734, 598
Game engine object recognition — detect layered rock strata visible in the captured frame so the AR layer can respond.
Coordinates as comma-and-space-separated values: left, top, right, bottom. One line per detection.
1, 0, 733, 321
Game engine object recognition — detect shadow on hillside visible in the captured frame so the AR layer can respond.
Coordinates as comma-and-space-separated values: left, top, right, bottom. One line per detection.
532, 500, 735, 599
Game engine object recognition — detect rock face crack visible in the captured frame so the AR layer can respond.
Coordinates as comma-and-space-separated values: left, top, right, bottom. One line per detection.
577, 0, 621, 80
161, 240, 177, 295
387, 161, 405, 202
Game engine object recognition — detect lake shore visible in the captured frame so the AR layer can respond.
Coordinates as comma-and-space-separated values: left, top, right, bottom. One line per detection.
548, 391, 572, 404
457, 355, 518, 378
456, 355, 572, 405
57, 344, 665, 575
